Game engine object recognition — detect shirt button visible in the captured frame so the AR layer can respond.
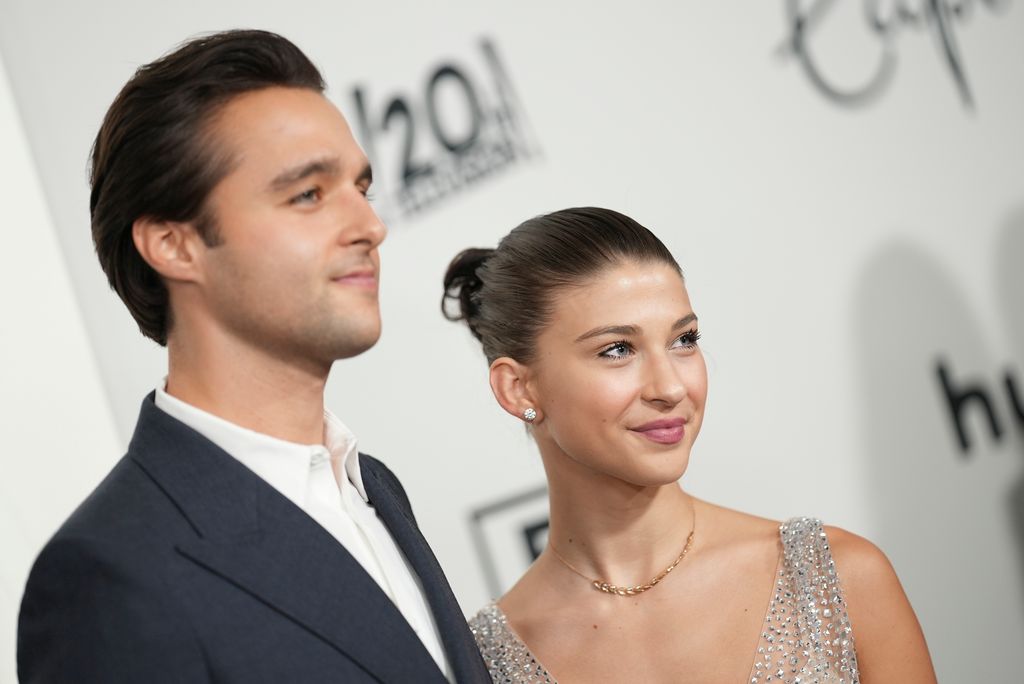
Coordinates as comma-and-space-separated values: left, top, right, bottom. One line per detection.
310, 448, 330, 467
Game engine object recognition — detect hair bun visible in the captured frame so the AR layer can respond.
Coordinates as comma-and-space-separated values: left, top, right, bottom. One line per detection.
442, 247, 494, 340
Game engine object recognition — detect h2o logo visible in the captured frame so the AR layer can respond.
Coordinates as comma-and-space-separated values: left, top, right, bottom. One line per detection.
351, 38, 538, 221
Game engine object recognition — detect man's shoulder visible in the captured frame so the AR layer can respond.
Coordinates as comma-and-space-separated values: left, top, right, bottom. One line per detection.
45, 453, 183, 557
18, 460, 209, 682
45, 394, 217, 554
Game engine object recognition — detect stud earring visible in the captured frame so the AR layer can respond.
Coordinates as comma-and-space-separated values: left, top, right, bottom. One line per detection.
523, 407, 537, 423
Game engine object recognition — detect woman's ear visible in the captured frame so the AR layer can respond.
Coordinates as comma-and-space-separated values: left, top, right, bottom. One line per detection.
132, 217, 205, 283
489, 356, 542, 424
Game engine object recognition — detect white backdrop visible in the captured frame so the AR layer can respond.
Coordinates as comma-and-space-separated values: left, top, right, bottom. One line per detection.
0, 51, 121, 684
1, 2, 1022, 682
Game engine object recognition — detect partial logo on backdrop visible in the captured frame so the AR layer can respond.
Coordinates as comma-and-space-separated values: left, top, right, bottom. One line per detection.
350, 38, 539, 224
936, 355, 1024, 619
469, 485, 549, 597
777, 0, 1013, 109
936, 360, 1023, 453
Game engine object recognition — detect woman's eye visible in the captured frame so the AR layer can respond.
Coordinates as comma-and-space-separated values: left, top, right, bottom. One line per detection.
672, 330, 702, 350
599, 341, 633, 359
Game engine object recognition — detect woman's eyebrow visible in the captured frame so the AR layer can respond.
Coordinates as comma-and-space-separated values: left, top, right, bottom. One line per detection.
574, 313, 697, 343
575, 324, 640, 343
671, 313, 698, 330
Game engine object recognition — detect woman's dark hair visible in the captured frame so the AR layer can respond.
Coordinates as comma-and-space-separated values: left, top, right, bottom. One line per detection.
90, 29, 325, 345
442, 207, 681, 364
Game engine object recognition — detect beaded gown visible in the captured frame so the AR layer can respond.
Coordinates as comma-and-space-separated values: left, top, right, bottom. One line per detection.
468, 517, 860, 684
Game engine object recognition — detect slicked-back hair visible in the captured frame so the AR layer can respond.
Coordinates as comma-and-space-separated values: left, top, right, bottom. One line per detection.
90, 29, 325, 345
442, 207, 682, 364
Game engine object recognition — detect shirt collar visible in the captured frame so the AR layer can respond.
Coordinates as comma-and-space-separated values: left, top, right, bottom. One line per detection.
323, 408, 368, 502
154, 383, 369, 504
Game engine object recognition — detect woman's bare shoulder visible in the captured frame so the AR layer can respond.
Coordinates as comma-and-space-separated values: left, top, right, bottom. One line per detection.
823, 525, 937, 682
822, 525, 901, 595
692, 498, 781, 546
686, 499, 788, 576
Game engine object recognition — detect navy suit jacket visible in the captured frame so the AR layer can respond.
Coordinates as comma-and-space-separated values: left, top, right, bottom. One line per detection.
17, 394, 490, 683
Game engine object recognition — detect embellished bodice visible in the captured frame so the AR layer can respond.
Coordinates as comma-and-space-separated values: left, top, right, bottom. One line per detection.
468, 517, 860, 683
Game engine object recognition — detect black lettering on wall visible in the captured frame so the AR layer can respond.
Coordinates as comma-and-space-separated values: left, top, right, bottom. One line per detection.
350, 38, 536, 223
1007, 372, 1024, 426
936, 359, 1004, 453
778, 0, 1012, 109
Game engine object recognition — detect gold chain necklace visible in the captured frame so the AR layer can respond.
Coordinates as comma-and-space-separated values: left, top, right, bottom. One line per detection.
547, 516, 696, 597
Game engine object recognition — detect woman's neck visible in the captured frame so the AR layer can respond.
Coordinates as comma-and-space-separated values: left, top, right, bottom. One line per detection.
543, 459, 695, 587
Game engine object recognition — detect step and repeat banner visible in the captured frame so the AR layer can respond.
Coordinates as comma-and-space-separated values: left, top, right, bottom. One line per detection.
2, 2, 1022, 681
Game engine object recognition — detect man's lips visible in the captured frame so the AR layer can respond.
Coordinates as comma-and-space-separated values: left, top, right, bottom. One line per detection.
331, 270, 377, 289
629, 418, 686, 445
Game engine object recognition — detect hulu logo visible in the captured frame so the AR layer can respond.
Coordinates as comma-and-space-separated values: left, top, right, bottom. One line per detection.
936, 360, 1024, 454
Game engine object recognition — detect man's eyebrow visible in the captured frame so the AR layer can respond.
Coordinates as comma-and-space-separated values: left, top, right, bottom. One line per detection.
574, 313, 698, 343
268, 157, 341, 191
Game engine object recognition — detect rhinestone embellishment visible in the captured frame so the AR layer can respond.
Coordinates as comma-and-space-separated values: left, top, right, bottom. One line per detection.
748, 518, 860, 683
469, 603, 554, 683
469, 517, 859, 683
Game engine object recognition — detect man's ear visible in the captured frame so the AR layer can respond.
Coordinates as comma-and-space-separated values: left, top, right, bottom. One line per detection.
132, 217, 204, 283
489, 356, 543, 424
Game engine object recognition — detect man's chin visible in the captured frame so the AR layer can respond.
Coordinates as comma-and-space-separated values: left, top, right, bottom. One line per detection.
327, 326, 382, 361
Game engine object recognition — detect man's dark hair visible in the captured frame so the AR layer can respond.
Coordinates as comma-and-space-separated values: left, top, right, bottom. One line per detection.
89, 29, 325, 345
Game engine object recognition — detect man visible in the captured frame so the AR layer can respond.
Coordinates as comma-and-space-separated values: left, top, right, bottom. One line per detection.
17, 30, 489, 683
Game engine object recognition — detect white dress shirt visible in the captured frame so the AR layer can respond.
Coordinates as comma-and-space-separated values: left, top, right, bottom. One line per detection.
155, 385, 452, 681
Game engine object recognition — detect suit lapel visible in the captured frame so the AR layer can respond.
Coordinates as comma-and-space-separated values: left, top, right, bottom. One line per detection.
129, 395, 446, 684
361, 458, 489, 684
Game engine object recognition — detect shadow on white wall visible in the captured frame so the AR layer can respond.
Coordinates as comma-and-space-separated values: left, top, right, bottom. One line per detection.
853, 204, 1024, 682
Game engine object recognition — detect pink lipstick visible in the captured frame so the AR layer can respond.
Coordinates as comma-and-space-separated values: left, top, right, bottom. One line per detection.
630, 418, 686, 445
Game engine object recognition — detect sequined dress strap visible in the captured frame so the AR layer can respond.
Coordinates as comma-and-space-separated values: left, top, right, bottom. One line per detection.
749, 517, 860, 683
469, 602, 556, 683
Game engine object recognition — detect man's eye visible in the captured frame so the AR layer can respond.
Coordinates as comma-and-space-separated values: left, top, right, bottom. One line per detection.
290, 188, 321, 204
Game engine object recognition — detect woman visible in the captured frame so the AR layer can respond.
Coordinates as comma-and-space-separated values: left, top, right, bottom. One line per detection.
443, 208, 935, 683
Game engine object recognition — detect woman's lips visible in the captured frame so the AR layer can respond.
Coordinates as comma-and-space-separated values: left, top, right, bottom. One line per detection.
630, 418, 686, 445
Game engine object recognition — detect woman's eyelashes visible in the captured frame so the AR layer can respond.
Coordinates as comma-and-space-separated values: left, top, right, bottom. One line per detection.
672, 330, 702, 350
597, 330, 701, 360
598, 340, 633, 359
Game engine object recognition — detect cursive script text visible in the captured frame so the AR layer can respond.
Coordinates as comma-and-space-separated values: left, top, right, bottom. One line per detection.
779, 0, 1012, 108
